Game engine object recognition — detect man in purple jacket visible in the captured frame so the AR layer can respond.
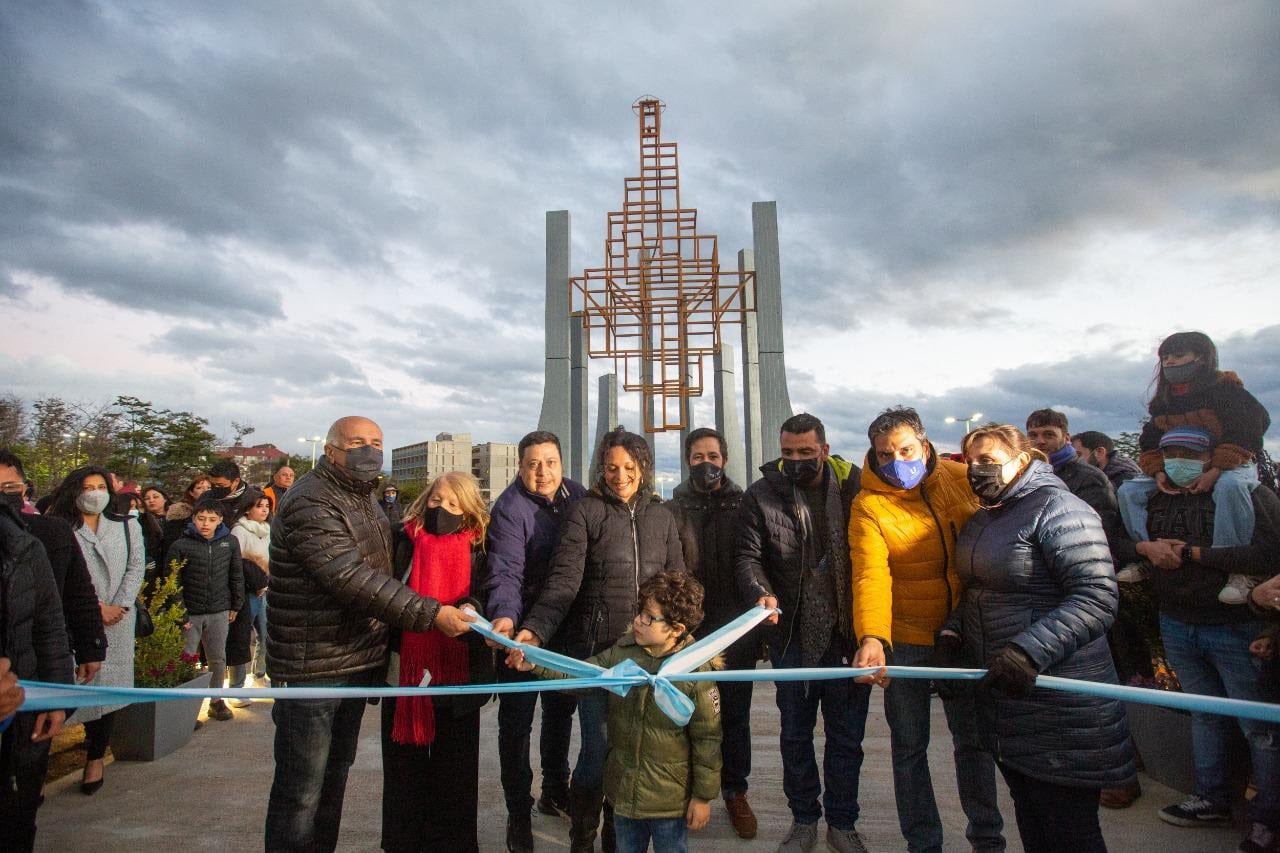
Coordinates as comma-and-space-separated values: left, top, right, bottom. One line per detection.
484, 430, 588, 853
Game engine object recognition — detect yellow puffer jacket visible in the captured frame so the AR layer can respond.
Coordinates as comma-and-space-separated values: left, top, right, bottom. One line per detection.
850, 452, 978, 647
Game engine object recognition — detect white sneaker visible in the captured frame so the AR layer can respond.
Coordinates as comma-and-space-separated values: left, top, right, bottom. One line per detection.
1116, 562, 1150, 583
1219, 574, 1259, 605
229, 697, 253, 708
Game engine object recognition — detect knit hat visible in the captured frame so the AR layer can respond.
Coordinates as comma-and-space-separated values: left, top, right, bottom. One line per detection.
1159, 427, 1213, 452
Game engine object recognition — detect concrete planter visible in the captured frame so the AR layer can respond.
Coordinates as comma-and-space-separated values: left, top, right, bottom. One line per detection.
110, 673, 208, 762
1125, 701, 1195, 793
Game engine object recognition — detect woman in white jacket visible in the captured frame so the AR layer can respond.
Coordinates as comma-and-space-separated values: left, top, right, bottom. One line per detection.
231, 490, 271, 697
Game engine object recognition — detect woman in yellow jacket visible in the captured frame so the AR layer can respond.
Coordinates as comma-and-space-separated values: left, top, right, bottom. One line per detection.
848, 407, 1005, 853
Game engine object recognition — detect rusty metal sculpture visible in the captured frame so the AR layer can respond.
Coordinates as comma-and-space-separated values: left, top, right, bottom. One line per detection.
570, 97, 756, 433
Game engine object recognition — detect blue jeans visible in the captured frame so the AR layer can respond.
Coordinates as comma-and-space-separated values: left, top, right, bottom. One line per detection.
250, 595, 268, 677
264, 670, 380, 852
771, 641, 870, 830
614, 815, 687, 853
572, 689, 609, 789
884, 643, 1004, 852
496, 664, 578, 813
1159, 615, 1280, 828
1118, 465, 1258, 547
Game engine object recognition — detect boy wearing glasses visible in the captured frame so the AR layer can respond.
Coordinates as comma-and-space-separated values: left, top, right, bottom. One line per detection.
511, 571, 721, 853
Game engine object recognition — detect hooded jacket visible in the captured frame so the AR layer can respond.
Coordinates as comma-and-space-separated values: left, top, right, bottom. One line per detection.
532, 631, 721, 819
168, 522, 246, 616
850, 449, 977, 648
666, 475, 747, 632
483, 477, 588, 625
1139, 370, 1270, 474
521, 485, 685, 658
950, 460, 1134, 789
1101, 453, 1142, 492
735, 456, 860, 652
267, 457, 442, 682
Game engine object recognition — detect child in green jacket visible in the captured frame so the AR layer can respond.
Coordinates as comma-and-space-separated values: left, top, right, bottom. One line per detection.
512, 571, 722, 853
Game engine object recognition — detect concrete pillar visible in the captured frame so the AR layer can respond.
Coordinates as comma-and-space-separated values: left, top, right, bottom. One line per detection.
715, 342, 748, 488
537, 210, 572, 450
570, 321, 590, 484
678, 394, 693, 481
590, 373, 618, 484
752, 201, 793, 464
738, 248, 763, 483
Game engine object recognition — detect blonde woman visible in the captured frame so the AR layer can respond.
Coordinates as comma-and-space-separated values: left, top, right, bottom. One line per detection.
381, 472, 493, 853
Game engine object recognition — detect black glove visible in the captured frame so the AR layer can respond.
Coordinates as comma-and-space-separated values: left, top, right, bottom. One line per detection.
979, 645, 1039, 699
930, 633, 964, 699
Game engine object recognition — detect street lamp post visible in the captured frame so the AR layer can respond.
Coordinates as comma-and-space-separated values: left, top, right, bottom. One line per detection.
62, 430, 95, 467
943, 412, 985, 434
298, 435, 323, 467
655, 473, 675, 500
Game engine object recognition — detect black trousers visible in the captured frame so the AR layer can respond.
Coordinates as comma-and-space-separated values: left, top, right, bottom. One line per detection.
718, 634, 758, 797
380, 698, 480, 853
0, 720, 52, 853
998, 763, 1106, 853
496, 664, 578, 813
83, 712, 115, 761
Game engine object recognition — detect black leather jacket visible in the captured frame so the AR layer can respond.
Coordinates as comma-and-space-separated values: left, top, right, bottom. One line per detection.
266, 458, 442, 682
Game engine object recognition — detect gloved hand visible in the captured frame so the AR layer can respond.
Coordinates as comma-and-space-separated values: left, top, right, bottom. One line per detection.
930, 632, 963, 700
979, 645, 1039, 699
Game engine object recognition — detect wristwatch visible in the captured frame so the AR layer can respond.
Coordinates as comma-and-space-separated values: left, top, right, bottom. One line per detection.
1180, 543, 1195, 563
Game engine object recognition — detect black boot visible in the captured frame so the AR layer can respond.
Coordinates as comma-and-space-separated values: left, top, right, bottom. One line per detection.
600, 799, 616, 853
506, 809, 534, 853
569, 784, 605, 853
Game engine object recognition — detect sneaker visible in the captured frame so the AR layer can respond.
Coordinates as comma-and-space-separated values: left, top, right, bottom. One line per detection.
536, 789, 569, 819
1116, 562, 1151, 583
1239, 821, 1278, 853
1158, 795, 1231, 827
825, 826, 869, 853
777, 820, 818, 853
1220, 574, 1260, 605
229, 697, 253, 708
505, 811, 534, 853
725, 793, 758, 839
207, 699, 234, 721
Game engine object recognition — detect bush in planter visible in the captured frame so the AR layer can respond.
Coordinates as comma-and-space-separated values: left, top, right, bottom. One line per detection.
134, 562, 200, 688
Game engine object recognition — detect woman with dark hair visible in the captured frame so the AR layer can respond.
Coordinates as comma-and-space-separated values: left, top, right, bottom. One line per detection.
46, 466, 146, 795
225, 488, 269, 702
516, 427, 686, 852
942, 425, 1134, 852
139, 485, 169, 583
1117, 331, 1271, 603
382, 471, 493, 852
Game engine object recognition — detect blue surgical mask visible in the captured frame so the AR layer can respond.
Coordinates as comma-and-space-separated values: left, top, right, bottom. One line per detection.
880, 458, 926, 490
1163, 457, 1205, 488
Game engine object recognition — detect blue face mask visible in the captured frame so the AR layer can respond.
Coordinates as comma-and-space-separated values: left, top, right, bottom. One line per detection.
1163, 457, 1205, 488
880, 458, 927, 490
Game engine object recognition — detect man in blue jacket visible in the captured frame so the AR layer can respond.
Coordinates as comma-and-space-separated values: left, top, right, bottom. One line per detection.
484, 430, 587, 853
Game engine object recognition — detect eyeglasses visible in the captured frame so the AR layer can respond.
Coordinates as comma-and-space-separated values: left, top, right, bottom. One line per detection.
0, 482, 25, 495
634, 611, 668, 627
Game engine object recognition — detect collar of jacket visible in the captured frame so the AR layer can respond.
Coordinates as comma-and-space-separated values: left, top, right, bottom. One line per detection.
315, 456, 378, 496
592, 481, 649, 507
984, 459, 1060, 508
516, 477, 572, 508
236, 518, 270, 538
860, 441, 940, 494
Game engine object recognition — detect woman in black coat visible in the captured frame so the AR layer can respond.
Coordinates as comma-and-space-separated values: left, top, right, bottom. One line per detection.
516, 427, 685, 852
945, 424, 1135, 853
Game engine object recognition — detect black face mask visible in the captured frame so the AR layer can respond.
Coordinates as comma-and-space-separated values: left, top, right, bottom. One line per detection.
967, 463, 1010, 502
207, 485, 232, 500
423, 505, 465, 536
341, 445, 384, 482
689, 461, 724, 492
780, 457, 821, 485
1162, 361, 1201, 384
2, 492, 23, 512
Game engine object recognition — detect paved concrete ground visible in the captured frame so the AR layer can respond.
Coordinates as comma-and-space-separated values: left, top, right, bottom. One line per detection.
36, 686, 1242, 851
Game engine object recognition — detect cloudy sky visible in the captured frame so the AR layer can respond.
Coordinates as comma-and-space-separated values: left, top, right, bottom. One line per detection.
2, 1, 1277, 478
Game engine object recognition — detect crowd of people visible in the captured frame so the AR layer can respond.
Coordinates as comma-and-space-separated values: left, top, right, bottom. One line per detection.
0, 329, 1276, 853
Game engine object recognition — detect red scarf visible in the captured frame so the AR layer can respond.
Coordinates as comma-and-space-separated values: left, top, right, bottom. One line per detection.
391, 525, 473, 746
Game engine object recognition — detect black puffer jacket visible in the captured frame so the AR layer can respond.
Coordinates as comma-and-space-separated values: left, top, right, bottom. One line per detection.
1054, 455, 1137, 566
734, 458, 860, 652
951, 460, 1135, 789
267, 458, 442, 682
168, 523, 245, 616
522, 487, 685, 658
667, 477, 747, 633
